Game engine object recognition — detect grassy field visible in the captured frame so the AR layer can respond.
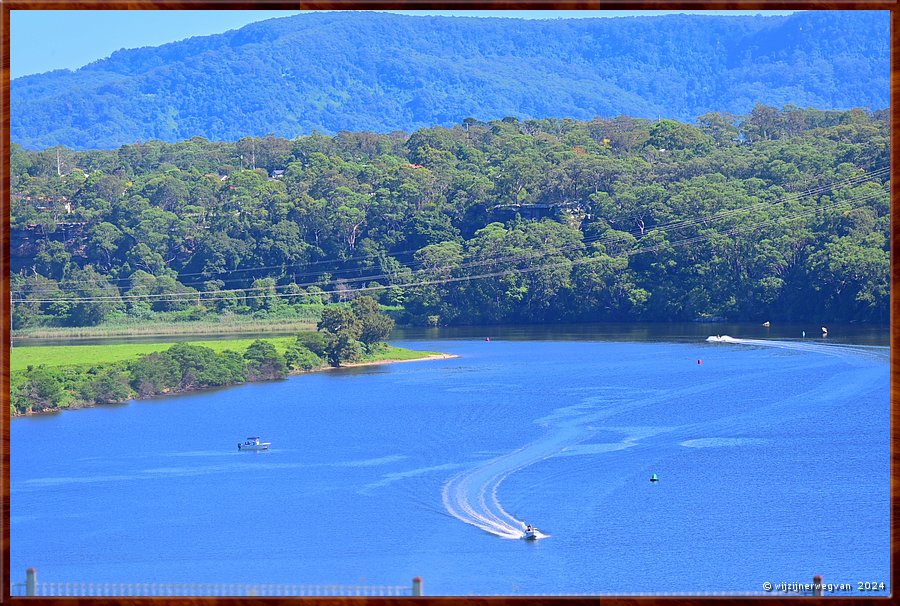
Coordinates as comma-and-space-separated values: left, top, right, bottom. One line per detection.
10, 339, 442, 373
10, 338, 292, 372
359, 345, 443, 362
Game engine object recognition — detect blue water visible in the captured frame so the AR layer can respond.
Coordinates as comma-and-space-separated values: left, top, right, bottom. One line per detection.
10, 332, 890, 595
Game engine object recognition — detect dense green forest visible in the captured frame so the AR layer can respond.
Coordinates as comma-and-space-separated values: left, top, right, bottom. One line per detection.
11, 10, 888, 150
10, 107, 890, 330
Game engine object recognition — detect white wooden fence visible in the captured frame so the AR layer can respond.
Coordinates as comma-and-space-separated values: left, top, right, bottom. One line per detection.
11, 569, 422, 597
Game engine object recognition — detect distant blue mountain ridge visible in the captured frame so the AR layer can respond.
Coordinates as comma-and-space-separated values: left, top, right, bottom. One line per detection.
10, 10, 889, 150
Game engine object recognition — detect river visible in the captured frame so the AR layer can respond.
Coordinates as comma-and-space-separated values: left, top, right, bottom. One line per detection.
9, 324, 890, 595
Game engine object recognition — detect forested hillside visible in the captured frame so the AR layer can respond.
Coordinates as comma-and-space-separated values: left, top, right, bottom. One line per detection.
10, 107, 890, 329
10, 10, 888, 150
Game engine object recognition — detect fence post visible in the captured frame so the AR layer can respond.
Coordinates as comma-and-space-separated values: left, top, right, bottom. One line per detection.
412, 576, 423, 596
813, 575, 822, 596
25, 568, 37, 596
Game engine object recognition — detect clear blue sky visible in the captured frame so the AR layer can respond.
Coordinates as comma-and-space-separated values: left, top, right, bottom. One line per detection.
9, 9, 797, 80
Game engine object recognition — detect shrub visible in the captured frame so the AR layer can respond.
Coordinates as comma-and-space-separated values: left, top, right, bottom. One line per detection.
16, 366, 65, 412
284, 342, 325, 371
130, 352, 181, 396
218, 350, 247, 384
243, 339, 288, 380
82, 367, 133, 404
293, 331, 327, 357
163, 342, 241, 388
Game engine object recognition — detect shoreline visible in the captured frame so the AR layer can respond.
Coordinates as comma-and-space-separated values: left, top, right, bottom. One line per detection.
318, 353, 458, 371
13, 352, 459, 418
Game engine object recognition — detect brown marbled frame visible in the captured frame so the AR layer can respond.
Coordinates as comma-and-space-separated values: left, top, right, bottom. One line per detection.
0, 1, 895, 604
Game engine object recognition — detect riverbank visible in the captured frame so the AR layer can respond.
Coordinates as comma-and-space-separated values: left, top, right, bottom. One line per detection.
10, 339, 454, 418
13, 351, 459, 418
322, 352, 458, 370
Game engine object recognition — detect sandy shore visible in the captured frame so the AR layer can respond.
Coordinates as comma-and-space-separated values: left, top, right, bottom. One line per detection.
318, 352, 459, 371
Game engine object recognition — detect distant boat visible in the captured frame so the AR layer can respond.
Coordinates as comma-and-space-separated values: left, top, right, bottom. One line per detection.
238, 437, 270, 451
650, 473, 659, 483
821, 326, 828, 336
762, 321, 770, 327
523, 523, 539, 540
706, 335, 736, 343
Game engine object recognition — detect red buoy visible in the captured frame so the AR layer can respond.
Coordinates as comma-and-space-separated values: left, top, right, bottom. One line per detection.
486, 337, 490, 341
698, 359, 702, 364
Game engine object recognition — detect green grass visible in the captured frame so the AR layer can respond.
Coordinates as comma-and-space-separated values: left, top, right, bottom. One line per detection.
10, 339, 444, 373
361, 345, 443, 362
10, 337, 298, 372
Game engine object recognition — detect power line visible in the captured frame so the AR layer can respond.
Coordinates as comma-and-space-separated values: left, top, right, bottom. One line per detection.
12, 182, 886, 305
11, 167, 889, 298
12, 179, 888, 302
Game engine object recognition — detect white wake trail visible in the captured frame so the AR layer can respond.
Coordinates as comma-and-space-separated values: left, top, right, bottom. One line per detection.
707, 335, 883, 364
442, 431, 588, 539
442, 449, 535, 539
444, 337, 885, 540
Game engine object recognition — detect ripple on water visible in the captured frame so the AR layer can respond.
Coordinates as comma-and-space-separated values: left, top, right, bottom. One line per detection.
680, 437, 772, 448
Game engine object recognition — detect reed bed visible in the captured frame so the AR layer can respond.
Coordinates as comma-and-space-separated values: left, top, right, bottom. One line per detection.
12, 318, 318, 341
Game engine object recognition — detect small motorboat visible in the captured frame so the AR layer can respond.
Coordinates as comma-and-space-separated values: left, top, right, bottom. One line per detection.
523, 523, 539, 540
238, 437, 271, 451
706, 335, 736, 343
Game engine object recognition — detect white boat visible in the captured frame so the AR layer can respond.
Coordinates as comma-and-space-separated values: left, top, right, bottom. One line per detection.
523, 524, 539, 540
238, 437, 270, 451
706, 335, 737, 343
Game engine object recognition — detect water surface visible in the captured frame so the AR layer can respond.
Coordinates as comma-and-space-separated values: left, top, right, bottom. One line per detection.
10, 326, 889, 595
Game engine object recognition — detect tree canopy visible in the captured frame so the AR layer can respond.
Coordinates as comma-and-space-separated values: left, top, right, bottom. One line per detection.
10, 108, 890, 330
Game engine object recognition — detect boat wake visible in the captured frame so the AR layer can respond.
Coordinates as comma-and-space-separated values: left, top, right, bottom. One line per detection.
706, 335, 885, 364
441, 447, 540, 539
441, 417, 608, 539
442, 337, 884, 540
705, 335, 740, 343
441, 377, 743, 539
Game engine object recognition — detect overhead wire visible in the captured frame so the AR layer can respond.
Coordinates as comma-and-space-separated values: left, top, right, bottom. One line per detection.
13, 164, 888, 297
12, 176, 888, 302
17, 164, 889, 294
12, 180, 887, 305
11, 167, 888, 298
